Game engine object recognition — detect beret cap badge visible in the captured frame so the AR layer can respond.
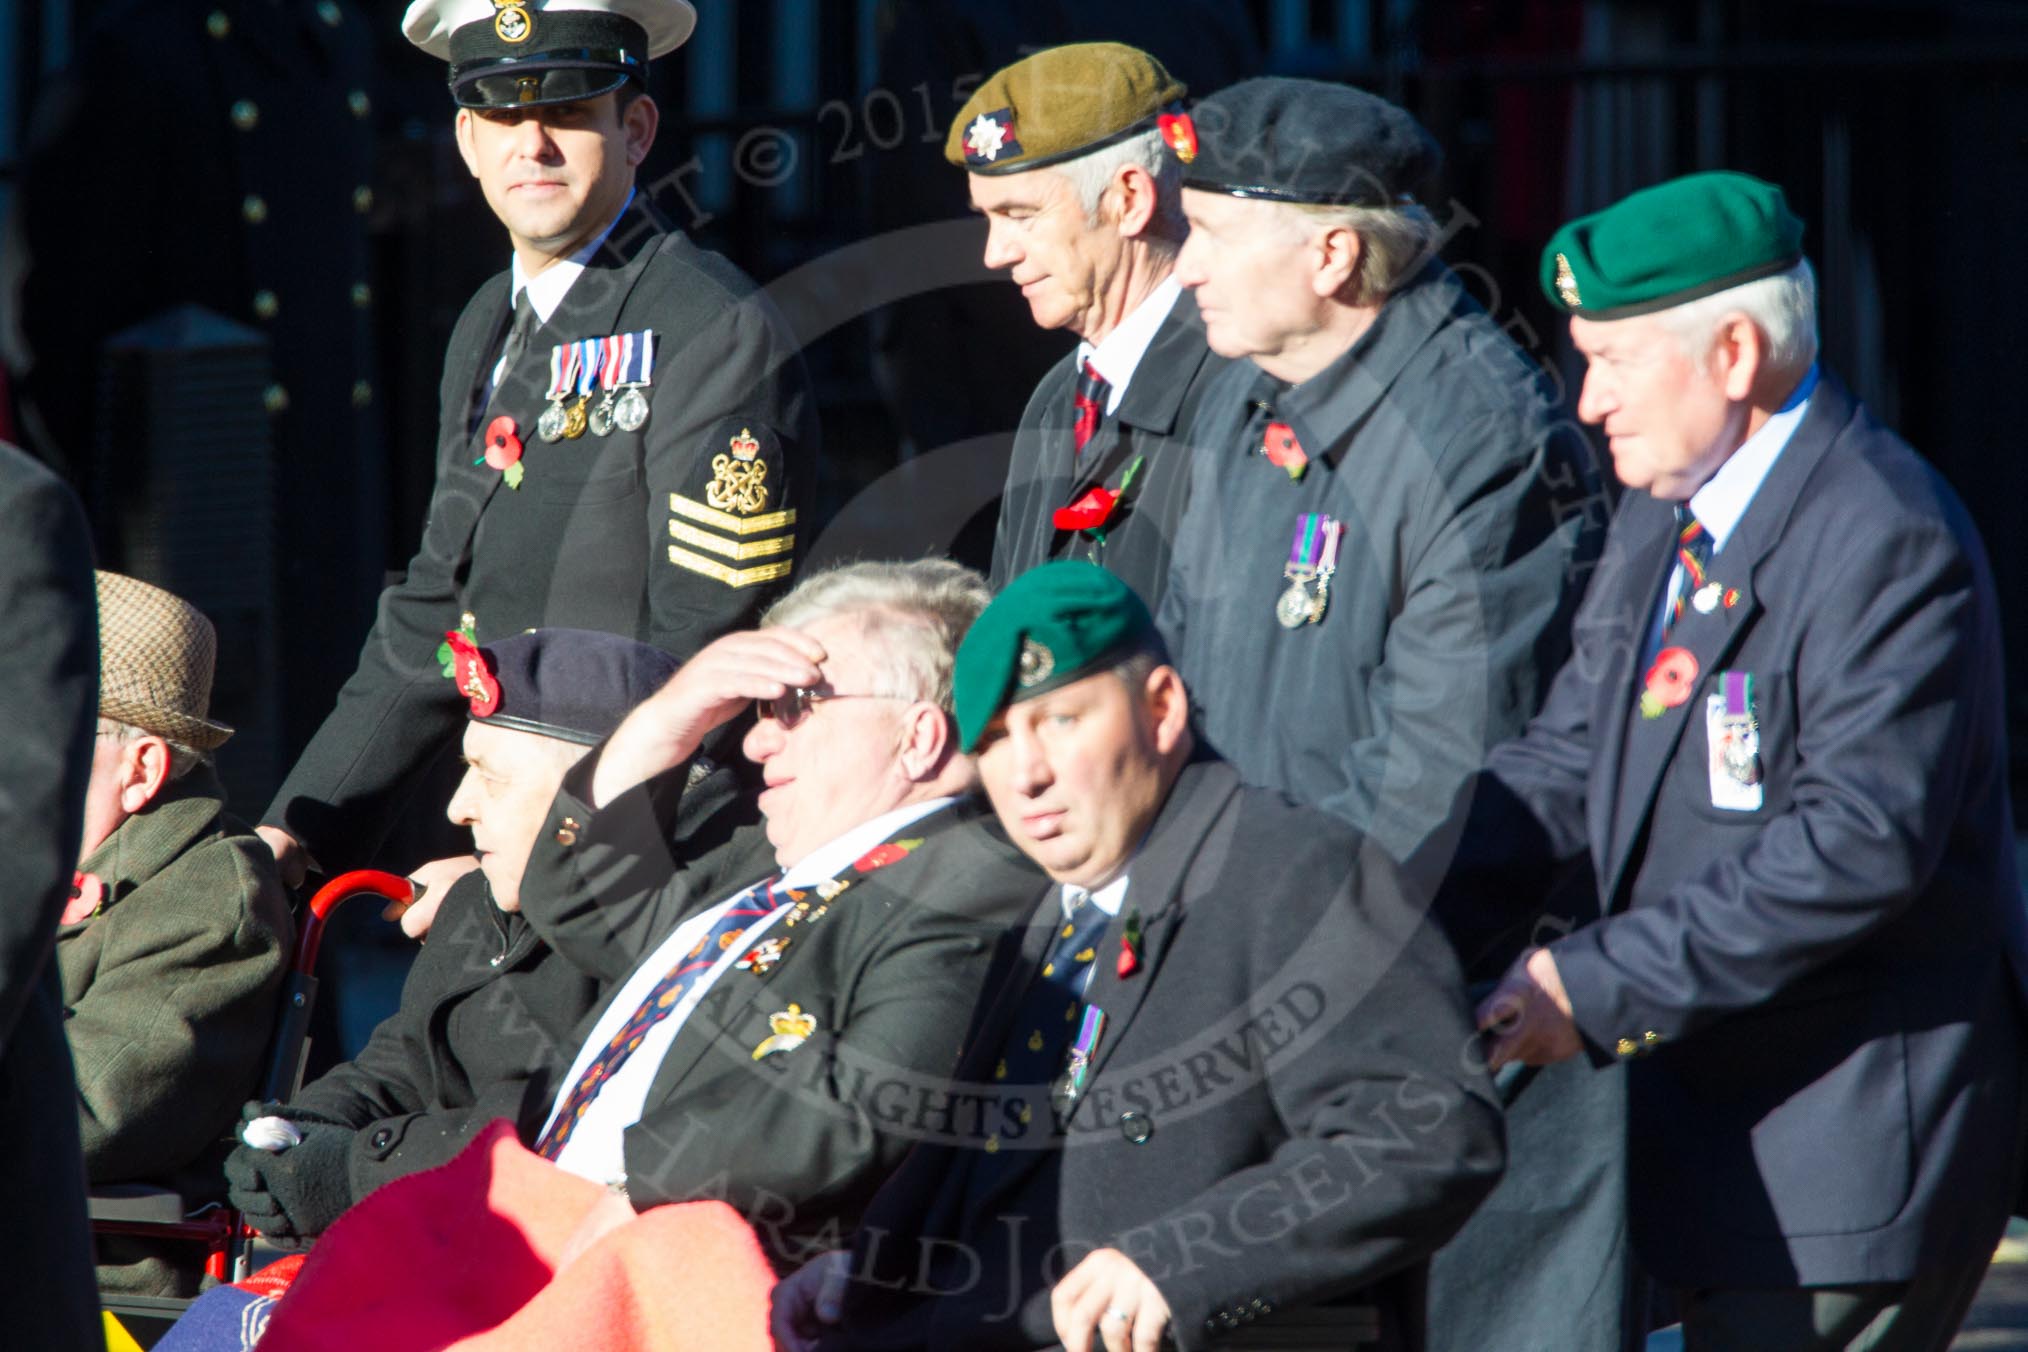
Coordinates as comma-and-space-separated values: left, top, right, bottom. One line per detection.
1018, 638, 1056, 688
965, 110, 1020, 166
1554, 253, 1581, 308
491, 0, 531, 43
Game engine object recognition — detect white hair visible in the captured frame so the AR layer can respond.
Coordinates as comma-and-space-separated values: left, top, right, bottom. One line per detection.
1051, 128, 1186, 253
1276, 200, 1441, 306
96, 717, 202, 780
761, 560, 993, 714
1655, 258, 1819, 375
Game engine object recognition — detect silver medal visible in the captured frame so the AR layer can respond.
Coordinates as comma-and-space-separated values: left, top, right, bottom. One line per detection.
537, 400, 568, 443
614, 385, 650, 433
588, 392, 616, 438
1276, 581, 1313, 630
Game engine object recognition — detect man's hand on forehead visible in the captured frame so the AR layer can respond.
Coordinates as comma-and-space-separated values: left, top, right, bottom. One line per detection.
591, 628, 826, 808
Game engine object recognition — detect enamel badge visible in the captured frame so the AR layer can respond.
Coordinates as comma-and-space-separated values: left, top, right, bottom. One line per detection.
752, 1004, 818, 1060
964, 109, 1021, 166
706, 428, 770, 515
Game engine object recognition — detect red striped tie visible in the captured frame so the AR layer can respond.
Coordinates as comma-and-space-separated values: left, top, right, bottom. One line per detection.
1071, 360, 1110, 453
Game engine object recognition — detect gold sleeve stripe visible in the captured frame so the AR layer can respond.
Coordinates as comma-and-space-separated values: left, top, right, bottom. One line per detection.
669, 520, 795, 561
668, 546, 794, 589
669, 493, 797, 536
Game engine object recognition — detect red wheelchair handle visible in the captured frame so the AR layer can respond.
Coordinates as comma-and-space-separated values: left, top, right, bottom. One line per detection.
293, 870, 413, 973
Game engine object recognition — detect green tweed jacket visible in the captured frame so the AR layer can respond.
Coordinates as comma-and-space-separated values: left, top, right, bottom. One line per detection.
61, 764, 293, 1186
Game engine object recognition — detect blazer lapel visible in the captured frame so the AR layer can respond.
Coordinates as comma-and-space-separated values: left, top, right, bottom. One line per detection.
1596, 375, 1854, 904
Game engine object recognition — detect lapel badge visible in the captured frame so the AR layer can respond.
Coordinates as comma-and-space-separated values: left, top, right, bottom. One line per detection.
1692, 582, 1721, 614
1262, 421, 1307, 480
751, 1004, 818, 1060
736, 935, 790, 976
1640, 646, 1698, 720
1018, 638, 1055, 688
707, 428, 771, 515
1116, 909, 1144, 979
1554, 253, 1582, 308
492, 0, 531, 43
478, 415, 526, 490
963, 109, 1022, 166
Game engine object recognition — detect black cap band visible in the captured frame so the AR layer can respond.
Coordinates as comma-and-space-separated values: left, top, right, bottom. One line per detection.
446, 11, 647, 106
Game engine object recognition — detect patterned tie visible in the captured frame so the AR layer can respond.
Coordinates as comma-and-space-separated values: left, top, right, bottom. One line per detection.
1667, 506, 1714, 631
1071, 360, 1111, 454
536, 875, 782, 1159
985, 892, 1114, 1142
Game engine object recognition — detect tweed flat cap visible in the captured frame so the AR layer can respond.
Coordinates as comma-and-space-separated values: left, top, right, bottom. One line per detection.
953, 562, 1160, 753
96, 571, 234, 751
1182, 76, 1440, 207
1543, 171, 1806, 320
447, 628, 679, 745
946, 42, 1188, 176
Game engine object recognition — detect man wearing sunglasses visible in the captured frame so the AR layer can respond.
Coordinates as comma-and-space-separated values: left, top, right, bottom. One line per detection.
510, 559, 1047, 1267
258, 0, 815, 898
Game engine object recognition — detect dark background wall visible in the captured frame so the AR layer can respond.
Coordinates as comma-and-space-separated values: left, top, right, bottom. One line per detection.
3, 0, 2026, 819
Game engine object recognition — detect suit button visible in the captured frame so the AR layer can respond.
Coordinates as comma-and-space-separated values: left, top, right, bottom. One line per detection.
317, 0, 342, 25
1615, 1037, 1637, 1057
351, 282, 373, 308
352, 380, 373, 408
252, 289, 279, 320
1643, 1031, 1662, 1046
1119, 1111, 1153, 1145
555, 817, 580, 846
263, 383, 290, 415
370, 1128, 392, 1149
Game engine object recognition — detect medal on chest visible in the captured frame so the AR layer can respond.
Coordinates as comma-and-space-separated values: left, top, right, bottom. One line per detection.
1278, 512, 1343, 628
613, 330, 655, 432
538, 342, 579, 442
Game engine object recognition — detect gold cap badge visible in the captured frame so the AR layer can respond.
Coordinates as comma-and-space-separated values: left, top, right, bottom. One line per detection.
1554, 253, 1582, 308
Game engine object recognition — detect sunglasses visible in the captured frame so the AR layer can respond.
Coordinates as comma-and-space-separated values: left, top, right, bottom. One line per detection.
754, 688, 912, 731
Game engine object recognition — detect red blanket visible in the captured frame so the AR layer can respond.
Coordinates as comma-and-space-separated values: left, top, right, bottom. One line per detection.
255, 1120, 777, 1352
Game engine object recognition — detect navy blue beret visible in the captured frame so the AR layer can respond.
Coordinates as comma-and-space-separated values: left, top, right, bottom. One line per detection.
457, 628, 678, 745
1183, 77, 1441, 207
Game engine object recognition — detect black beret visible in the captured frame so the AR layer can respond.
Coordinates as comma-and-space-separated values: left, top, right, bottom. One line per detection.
447, 627, 678, 745
1183, 77, 1441, 207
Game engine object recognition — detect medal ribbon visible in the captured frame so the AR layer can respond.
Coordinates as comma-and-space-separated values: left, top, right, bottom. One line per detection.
546, 343, 577, 400
1287, 513, 1324, 570
599, 335, 624, 389
1724, 670, 1752, 719
575, 339, 600, 398
625, 330, 655, 385
1317, 518, 1343, 574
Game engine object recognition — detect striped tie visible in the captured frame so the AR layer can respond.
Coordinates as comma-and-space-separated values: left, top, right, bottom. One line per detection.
1071, 360, 1110, 453
1668, 506, 1714, 631
536, 876, 782, 1159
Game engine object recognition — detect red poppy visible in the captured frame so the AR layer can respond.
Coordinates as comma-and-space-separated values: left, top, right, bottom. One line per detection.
483, 415, 523, 470
1052, 486, 1120, 534
1262, 422, 1307, 477
63, 871, 105, 926
446, 629, 502, 717
854, 837, 923, 872
1116, 936, 1140, 979
1643, 646, 1699, 711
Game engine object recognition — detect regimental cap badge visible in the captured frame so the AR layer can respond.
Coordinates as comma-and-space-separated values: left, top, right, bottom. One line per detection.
1017, 637, 1055, 688
964, 108, 1022, 167
491, 0, 530, 43
1158, 110, 1198, 163
1554, 252, 1582, 308
729, 427, 760, 462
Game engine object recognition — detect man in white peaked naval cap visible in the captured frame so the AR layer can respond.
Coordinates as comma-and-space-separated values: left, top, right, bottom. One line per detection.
258, 0, 816, 907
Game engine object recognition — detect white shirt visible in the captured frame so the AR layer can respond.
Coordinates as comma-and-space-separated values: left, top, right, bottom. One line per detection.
1059, 873, 1130, 921
1074, 277, 1183, 416
489, 189, 636, 390
545, 795, 958, 1186
1645, 365, 1819, 658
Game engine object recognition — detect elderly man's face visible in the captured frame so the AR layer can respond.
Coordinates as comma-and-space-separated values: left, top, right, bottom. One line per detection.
1570, 313, 1739, 500
455, 92, 654, 264
972, 666, 1181, 889
970, 168, 1126, 337
1175, 189, 1333, 370
447, 721, 585, 911
742, 613, 921, 869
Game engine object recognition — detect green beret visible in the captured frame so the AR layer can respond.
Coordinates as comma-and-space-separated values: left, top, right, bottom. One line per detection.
945, 42, 1187, 177
1542, 171, 1805, 320
953, 562, 1159, 753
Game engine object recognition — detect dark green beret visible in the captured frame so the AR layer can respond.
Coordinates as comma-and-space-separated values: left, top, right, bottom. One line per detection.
945, 42, 1187, 176
1183, 76, 1440, 207
953, 563, 1159, 753
1542, 171, 1806, 320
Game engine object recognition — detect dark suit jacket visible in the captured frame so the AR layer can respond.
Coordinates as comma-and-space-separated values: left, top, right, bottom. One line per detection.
0, 443, 101, 1349
1449, 370, 2028, 1288
265, 199, 816, 867
991, 292, 1235, 610
519, 765, 1046, 1257
838, 761, 1506, 1352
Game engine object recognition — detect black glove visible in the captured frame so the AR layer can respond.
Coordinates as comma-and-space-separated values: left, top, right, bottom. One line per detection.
224, 1104, 355, 1239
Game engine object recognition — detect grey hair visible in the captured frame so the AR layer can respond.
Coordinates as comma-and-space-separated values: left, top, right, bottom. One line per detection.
1052, 128, 1186, 255
96, 717, 202, 780
1655, 258, 1820, 375
1279, 200, 1440, 306
761, 560, 993, 714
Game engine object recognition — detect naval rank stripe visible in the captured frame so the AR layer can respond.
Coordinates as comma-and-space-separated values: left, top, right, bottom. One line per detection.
670, 492, 796, 536
667, 547, 794, 588
669, 520, 795, 561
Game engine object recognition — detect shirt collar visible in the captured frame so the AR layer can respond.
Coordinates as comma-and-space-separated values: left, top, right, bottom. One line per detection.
1687, 364, 1820, 552
1058, 871, 1130, 921
508, 188, 636, 324
1076, 277, 1183, 416
776, 796, 958, 889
